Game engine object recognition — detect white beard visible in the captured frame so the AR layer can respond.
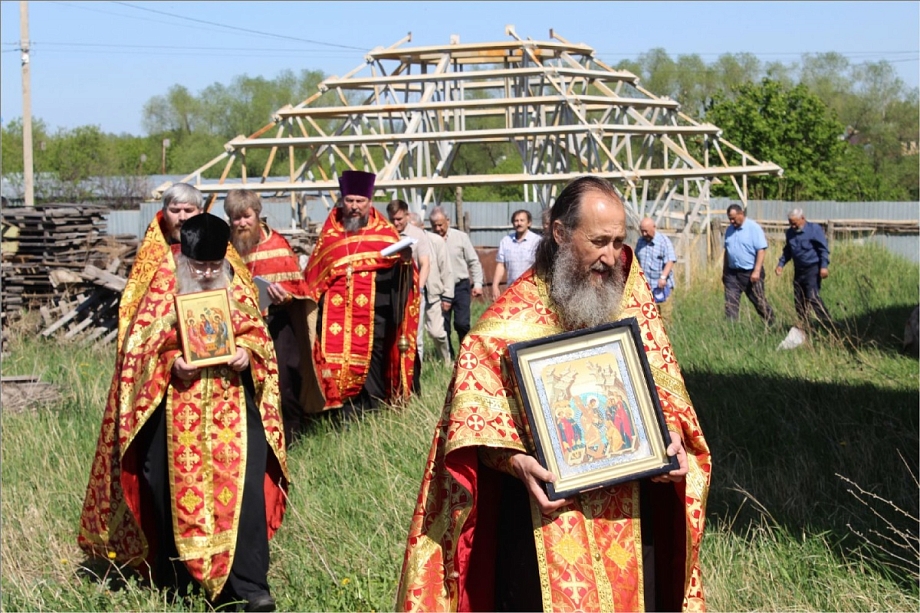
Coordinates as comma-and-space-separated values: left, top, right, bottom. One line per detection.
550, 243, 626, 330
175, 253, 231, 295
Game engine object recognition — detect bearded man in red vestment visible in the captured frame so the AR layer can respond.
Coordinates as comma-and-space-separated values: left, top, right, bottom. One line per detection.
78, 213, 288, 612
118, 183, 204, 349
302, 170, 420, 416
226, 188, 320, 444
397, 176, 711, 612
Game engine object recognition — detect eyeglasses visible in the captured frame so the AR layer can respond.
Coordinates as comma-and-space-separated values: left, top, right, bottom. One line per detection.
188, 259, 224, 277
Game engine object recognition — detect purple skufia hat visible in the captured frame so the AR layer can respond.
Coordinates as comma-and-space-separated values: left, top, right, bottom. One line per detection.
181, 212, 229, 261
338, 170, 376, 199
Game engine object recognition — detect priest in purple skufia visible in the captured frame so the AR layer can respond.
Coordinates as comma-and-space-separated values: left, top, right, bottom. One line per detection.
301, 170, 421, 416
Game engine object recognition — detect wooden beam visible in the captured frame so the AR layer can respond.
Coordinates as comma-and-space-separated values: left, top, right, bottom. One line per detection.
181, 163, 782, 194
322, 65, 638, 89
367, 39, 593, 60
273, 93, 678, 119
224, 122, 720, 150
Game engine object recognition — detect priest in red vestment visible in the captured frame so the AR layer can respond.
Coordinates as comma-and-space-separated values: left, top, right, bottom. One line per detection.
397, 176, 711, 612
226, 188, 322, 444
119, 183, 204, 349
79, 213, 288, 612
302, 170, 420, 414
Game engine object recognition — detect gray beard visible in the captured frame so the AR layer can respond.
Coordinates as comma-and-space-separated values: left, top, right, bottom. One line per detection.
343, 214, 369, 233
230, 227, 261, 257
550, 243, 626, 330
175, 254, 231, 295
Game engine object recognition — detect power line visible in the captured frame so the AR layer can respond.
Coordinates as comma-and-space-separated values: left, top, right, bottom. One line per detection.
3, 37, 915, 75
9, 40, 357, 54
596, 50, 917, 58
50, 1, 269, 40
111, 1, 367, 51
4, 37, 915, 64
19, 48, 359, 60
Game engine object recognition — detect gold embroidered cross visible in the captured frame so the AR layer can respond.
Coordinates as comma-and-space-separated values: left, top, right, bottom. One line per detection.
176, 405, 197, 430
178, 446, 200, 471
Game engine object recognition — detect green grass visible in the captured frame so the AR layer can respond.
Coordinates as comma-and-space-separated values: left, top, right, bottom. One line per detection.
1, 241, 917, 611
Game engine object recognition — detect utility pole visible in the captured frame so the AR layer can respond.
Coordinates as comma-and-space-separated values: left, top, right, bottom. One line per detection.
20, 1, 34, 207
161, 138, 170, 174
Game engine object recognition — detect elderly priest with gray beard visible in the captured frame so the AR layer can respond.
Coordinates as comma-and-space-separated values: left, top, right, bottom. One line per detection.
397, 176, 711, 613
78, 212, 289, 612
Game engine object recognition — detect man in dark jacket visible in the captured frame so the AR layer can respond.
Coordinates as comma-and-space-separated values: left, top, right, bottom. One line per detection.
775, 208, 832, 327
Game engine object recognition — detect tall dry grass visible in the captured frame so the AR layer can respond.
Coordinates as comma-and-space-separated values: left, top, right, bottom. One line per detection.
0, 240, 916, 611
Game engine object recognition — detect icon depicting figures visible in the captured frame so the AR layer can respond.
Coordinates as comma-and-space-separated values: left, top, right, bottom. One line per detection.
545, 359, 638, 467
188, 307, 230, 360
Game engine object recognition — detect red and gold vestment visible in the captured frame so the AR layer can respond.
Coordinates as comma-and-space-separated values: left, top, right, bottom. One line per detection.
303, 207, 420, 411
117, 211, 171, 350
78, 244, 288, 600
241, 223, 310, 303
397, 247, 711, 612
241, 222, 324, 417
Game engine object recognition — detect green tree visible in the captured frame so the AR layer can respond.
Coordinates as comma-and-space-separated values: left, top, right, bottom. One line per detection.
797, 54, 918, 199
1, 118, 52, 175
142, 84, 198, 135
712, 52, 763, 94
141, 69, 333, 178
705, 79, 849, 200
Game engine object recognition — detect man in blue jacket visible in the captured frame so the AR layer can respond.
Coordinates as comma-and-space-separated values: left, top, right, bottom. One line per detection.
775, 208, 832, 326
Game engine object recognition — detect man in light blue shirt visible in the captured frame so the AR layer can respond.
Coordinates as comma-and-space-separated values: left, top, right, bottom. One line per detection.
722, 204, 774, 324
490, 209, 541, 300
636, 217, 677, 325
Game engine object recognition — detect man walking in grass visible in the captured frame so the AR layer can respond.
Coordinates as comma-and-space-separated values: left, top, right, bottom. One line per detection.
428, 206, 484, 359
226, 188, 317, 446
636, 217, 677, 326
409, 212, 454, 366
79, 213, 288, 612
302, 170, 420, 415
723, 204, 775, 324
387, 199, 432, 393
398, 176, 710, 612
775, 208, 832, 328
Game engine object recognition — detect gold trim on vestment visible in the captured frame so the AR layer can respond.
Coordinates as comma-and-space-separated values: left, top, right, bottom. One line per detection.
583, 495, 616, 612
652, 368, 691, 405
253, 270, 304, 283
242, 248, 299, 263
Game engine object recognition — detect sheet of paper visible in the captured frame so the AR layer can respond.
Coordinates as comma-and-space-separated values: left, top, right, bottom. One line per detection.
380, 236, 417, 257
253, 276, 272, 311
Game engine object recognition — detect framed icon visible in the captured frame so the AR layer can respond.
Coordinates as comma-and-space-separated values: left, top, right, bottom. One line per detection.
175, 289, 237, 368
508, 318, 677, 500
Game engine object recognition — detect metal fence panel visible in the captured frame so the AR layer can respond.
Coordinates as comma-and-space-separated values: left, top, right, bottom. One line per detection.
110, 198, 918, 264
711, 198, 919, 222
106, 210, 141, 236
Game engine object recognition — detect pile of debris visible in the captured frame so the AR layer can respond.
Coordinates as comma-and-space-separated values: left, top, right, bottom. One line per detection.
0, 375, 61, 414
2, 204, 137, 346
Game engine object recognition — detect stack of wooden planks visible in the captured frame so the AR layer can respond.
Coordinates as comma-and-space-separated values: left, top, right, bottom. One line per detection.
3, 204, 107, 308
1, 204, 138, 345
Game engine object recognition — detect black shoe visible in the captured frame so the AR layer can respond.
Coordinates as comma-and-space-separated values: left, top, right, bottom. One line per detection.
245, 593, 276, 612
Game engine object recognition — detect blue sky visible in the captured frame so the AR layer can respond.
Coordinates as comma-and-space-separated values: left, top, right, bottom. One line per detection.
1, 1, 917, 135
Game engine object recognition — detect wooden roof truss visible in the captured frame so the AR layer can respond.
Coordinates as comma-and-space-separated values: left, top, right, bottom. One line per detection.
160, 26, 781, 239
